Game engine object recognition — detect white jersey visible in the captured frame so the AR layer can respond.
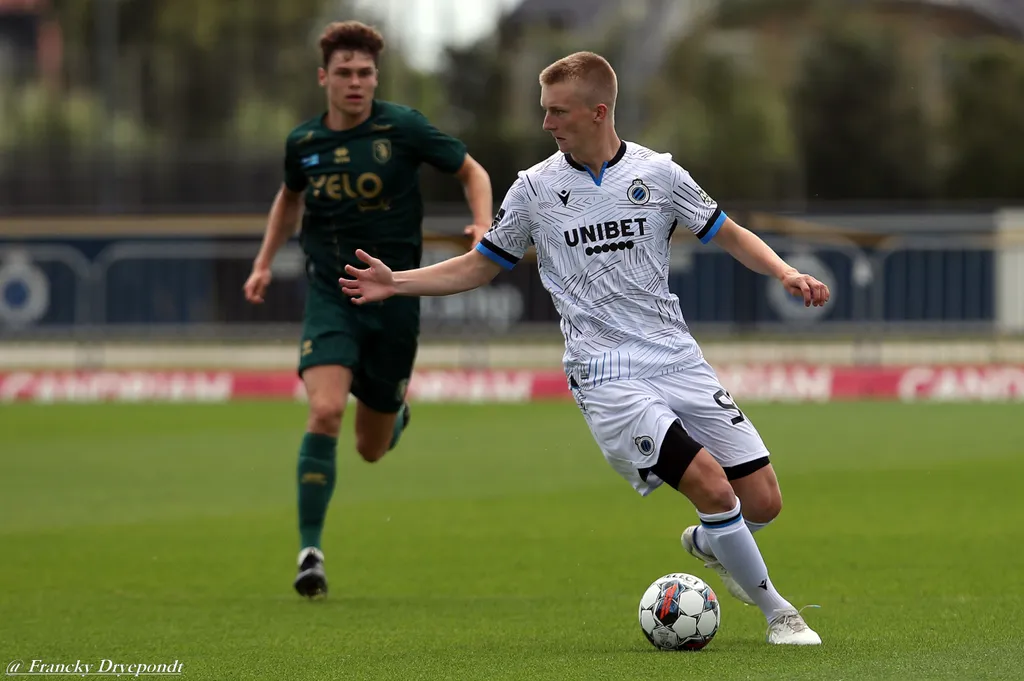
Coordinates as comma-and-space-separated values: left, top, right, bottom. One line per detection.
476, 141, 727, 390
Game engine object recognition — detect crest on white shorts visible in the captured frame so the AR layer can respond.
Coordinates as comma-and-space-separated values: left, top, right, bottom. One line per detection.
634, 436, 655, 456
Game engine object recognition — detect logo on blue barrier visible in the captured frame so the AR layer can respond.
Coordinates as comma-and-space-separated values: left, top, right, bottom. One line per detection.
0, 251, 50, 327
766, 253, 836, 322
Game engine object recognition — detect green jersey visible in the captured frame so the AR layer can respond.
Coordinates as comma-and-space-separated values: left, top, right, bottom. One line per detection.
283, 100, 467, 288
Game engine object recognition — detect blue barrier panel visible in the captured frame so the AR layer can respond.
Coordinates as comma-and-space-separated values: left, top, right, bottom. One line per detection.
882, 249, 994, 322
0, 232, 1003, 335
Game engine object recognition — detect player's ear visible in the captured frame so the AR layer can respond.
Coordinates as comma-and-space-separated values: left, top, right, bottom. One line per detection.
318, 67, 327, 87
594, 104, 608, 123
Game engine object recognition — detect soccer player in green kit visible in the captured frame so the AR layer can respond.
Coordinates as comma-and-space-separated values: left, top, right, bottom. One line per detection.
244, 20, 494, 599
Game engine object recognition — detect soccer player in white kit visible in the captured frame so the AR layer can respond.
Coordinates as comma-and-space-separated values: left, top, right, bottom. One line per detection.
339, 51, 829, 645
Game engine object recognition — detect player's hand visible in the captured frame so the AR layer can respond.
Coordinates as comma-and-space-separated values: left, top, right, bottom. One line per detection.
244, 265, 272, 304
463, 224, 489, 249
781, 269, 830, 308
339, 249, 396, 304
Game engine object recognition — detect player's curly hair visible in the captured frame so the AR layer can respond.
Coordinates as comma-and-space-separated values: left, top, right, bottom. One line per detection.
319, 21, 384, 67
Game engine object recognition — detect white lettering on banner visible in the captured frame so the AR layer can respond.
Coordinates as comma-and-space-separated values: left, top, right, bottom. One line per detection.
898, 366, 1024, 401
408, 371, 534, 403
0, 372, 33, 401
0, 372, 233, 403
897, 367, 935, 401
420, 286, 524, 331
419, 247, 525, 330
714, 365, 834, 402
4, 366, 1024, 403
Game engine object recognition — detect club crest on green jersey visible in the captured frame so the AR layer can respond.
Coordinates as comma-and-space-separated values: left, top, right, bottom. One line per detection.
373, 139, 392, 164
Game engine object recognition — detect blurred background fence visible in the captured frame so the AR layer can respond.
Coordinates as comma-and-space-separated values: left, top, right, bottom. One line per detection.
2, 0, 1024, 350
3, 212, 1024, 341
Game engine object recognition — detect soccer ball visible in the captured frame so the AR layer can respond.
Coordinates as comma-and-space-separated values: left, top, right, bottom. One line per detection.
638, 572, 720, 651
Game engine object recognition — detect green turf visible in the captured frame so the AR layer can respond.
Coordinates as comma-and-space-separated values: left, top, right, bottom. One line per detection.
1, 401, 1022, 680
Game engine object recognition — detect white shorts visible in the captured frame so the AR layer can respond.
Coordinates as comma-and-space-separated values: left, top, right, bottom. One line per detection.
570, 360, 770, 496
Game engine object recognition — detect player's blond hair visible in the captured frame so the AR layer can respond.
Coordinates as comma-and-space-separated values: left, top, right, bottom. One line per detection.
539, 52, 618, 115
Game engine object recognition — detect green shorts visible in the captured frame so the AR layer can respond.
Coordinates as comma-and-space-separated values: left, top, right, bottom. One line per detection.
298, 282, 420, 413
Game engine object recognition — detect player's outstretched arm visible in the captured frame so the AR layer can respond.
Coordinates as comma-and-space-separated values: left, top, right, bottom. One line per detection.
713, 217, 830, 308
339, 248, 502, 304
244, 184, 303, 303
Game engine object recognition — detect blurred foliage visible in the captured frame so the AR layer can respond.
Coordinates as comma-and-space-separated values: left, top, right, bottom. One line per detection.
944, 38, 1024, 200
643, 38, 799, 201
4, 0, 1024, 208
792, 15, 937, 201
0, 84, 150, 152
715, 0, 821, 26
47, 0, 403, 148
440, 0, 1024, 204
437, 18, 630, 197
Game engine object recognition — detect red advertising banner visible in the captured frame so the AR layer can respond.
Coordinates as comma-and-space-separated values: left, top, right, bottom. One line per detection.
2, 365, 1023, 403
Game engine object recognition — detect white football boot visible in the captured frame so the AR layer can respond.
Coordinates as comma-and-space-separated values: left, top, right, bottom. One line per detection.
766, 609, 822, 645
681, 525, 755, 606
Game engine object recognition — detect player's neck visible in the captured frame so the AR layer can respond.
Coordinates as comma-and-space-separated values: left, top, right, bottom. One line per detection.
571, 131, 622, 177
325, 105, 372, 132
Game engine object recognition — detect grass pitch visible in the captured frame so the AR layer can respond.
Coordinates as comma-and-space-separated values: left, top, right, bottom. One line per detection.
1, 401, 1022, 680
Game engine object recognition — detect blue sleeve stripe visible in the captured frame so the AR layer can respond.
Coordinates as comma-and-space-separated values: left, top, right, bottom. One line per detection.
476, 240, 517, 270
699, 210, 727, 244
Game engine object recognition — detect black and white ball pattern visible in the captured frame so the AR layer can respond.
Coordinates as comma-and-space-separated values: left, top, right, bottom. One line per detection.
638, 572, 721, 651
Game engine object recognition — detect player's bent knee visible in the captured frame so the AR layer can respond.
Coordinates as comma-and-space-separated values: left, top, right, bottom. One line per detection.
354, 438, 386, 463
762, 486, 783, 522
744, 488, 782, 524
307, 397, 345, 436
694, 475, 738, 515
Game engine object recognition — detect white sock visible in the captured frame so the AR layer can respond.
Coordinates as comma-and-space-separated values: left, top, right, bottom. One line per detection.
697, 499, 794, 621
745, 519, 771, 534
694, 517, 770, 554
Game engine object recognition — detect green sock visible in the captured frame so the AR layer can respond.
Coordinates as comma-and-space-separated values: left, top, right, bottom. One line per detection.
388, 403, 409, 451
297, 433, 337, 550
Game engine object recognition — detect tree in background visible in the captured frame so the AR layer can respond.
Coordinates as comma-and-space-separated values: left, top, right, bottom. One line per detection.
6, 0, 1024, 210
792, 14, 936, 202
642, 36, 799, 203
42, 0, 426, 150
437, 16, 574, 200
2, 0, 432, 211
945, 38, 1024, 201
